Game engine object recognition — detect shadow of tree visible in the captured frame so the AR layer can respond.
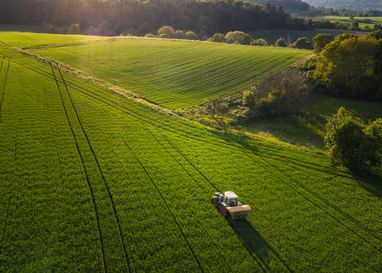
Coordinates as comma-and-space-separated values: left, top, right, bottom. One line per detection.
354, 170, 382, 199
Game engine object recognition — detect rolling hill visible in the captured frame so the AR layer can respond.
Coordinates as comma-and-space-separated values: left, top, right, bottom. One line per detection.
0, 31, 382, 273
28, 38, 309, 109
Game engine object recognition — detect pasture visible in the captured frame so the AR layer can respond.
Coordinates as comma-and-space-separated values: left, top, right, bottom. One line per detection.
0, 32, 381, 273
306, 16, 382, 30
30, 37, 310, 109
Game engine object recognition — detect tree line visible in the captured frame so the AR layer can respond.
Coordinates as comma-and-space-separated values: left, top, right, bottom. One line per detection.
0, 0, 307, 37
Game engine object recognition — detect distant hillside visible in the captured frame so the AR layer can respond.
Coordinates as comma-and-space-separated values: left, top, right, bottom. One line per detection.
303, 0, 382, 10
251, 0, 311, 13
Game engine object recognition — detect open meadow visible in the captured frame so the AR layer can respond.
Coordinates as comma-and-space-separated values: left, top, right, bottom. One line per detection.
306, 16, 382, 30
0, 32, 382, 273
29, 38, 309, 109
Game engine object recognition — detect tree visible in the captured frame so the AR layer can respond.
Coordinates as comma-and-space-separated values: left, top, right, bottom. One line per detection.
252, 39, 268, 46
185, 31, 198, 40
313, 33, 334, 53
275, 37, 288, 47
242, 90, 256, 109
292, 37, 312, 49
325, 108, 382, 170
314, 35, 378, 98
209, 33, 225, 43
369, 30, 382, 40
225, 31, 252, 45
158, 26, 175, 36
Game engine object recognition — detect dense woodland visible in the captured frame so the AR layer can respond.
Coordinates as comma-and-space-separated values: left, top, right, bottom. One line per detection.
0, 0, 307, 36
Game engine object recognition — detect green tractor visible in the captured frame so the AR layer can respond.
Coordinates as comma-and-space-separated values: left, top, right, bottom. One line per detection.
211, 191, 251, 220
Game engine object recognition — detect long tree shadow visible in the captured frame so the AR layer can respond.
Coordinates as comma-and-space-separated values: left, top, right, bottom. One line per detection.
354, 170, 382, 199
226, 218, 292, 272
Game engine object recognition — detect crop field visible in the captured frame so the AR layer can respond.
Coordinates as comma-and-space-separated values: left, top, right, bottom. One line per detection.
0, 32, 382, 273
29, 38, 310, 109
306, 16, 382, 30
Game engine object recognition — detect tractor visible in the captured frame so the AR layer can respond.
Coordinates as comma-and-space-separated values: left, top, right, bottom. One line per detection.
211, 191, 251, 220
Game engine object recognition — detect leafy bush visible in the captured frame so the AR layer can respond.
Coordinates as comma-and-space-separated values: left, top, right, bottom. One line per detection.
313, 34, 382, 100
313, 33, 334, 53
158, 26, 175, 36
252, 39, 268, 46
275, 38, 288, 47
369, 30, 382, 40
242, 90, 256, 108
185, 31, 198, 40
243, 69, 309, 120
225, 31, 252, 45
292, 37, 312, 49
325, 107, 382, 170
174, 30, 186, 39
209, 33, 226, 43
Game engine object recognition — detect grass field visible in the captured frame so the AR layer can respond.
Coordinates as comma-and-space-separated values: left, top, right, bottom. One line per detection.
246, 94, 382, 147
0, 32, 382, 273
306, 16, 382, 30
29, 38, 310, 109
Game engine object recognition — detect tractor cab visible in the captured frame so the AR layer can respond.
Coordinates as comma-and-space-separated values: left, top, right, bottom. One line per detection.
223, 191, 241, 207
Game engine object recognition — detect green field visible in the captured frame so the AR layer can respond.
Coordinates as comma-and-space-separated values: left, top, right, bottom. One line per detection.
306, 16, 382, 30
0, 32, 382, 273
246, 94, 382, 147
29, 38, 310, 109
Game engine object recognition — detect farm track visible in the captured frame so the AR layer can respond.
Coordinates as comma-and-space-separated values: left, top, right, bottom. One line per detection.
50, 64, 108, 273
56, 67, 134, 273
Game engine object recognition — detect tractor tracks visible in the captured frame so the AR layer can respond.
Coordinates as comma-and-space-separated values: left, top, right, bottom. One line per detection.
121, 138, 205, 273
245, 151, 382, 272
0, 57, 11, 121
50, 64, 108, 273
52, 65, 133, 273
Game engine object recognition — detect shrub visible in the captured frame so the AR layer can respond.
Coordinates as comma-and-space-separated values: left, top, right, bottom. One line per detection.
185, 31, 198, 40
325, 108, 382, 170
313, 34, 381, 99
209, 33, 226, 43
243, 69, 309, 120
313, 33, 334, 53
174, 30, 186, 39
158, 26, 175, 36
292, 37, 312, 49
225, 31, 252, 45
145, 33, 156, 38
369, 30, 382, 40
252, 39, 268, 46
242, 90, 256, 109
275, 37, 288, 47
